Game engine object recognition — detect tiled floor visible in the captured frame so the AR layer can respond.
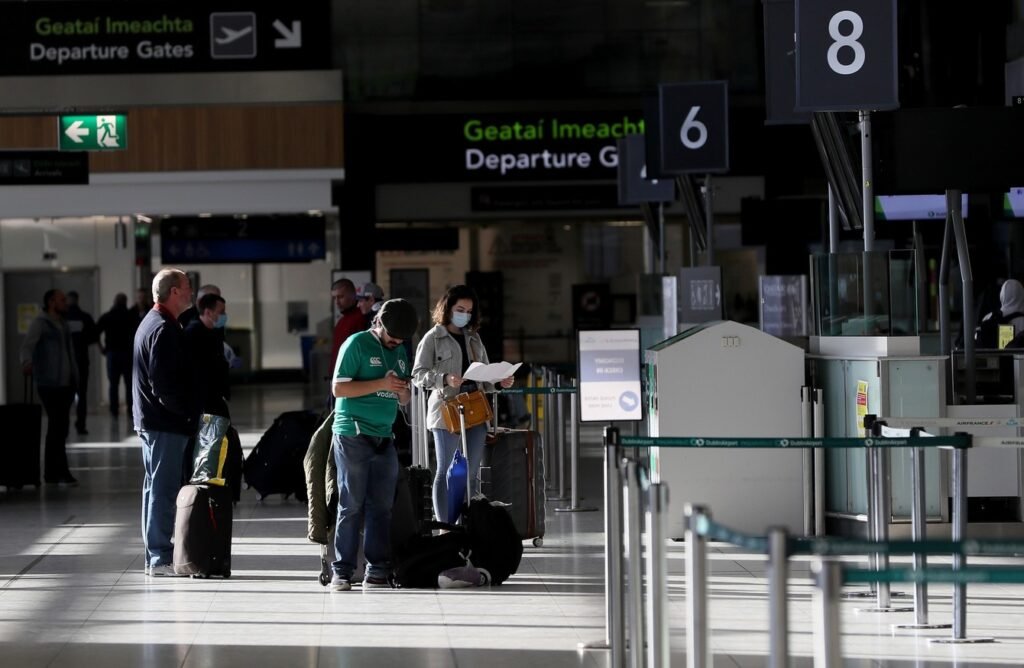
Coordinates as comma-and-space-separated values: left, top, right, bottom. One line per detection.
2, 383, 1024, 667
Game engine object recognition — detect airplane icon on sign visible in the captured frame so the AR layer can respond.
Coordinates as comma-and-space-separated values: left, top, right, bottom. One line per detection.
215, 26, 253, 45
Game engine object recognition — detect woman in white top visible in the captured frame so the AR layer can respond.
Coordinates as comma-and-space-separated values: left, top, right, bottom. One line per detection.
412, 285, 513, 522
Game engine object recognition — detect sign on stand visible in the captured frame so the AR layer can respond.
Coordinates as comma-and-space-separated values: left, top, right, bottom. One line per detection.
59, 115, 127, 151
577, 329, 642, 422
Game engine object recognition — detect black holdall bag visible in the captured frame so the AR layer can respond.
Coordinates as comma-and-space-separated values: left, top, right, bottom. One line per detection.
244, 410, 320, 501
392, 531, 470, 589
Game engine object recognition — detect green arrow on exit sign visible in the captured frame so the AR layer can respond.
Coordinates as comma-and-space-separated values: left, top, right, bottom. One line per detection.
58, 115, 128, 151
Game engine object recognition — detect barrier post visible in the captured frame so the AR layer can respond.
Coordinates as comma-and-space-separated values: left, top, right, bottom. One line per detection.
861, 419, 910, 612
556, 379, 597, 513
624, 459, 645, 668
646, 482, 669, 668
931, 439, 994, 644
812, 560, 843, 668
580, 426, 626, 666
767, 527, 789, 668
557, 374, 568, 500
801, 387, 814, 535
685, 503, 710, 668
894, 429, 950, 631
814, 389, 826, 536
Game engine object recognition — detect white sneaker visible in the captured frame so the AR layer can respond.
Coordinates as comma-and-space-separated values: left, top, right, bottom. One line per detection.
147, 564, 183, 577
438, 565, 485, 589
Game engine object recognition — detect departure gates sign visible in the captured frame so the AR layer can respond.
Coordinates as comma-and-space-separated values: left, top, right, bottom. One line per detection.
0, 1, 329, 75
363, 112, 646, 183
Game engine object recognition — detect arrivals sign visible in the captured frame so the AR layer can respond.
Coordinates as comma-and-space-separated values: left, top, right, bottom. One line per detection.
0, 150, 89, 185
0, 1, 329, 75
351, 112, 646, 183
160, 215, 325, 264
59, 115, 127, 151
577, 329, 643, 423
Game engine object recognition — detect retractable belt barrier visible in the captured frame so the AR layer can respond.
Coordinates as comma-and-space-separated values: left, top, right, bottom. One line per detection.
686, 510, 1023, 668
595, 426, 1006, 668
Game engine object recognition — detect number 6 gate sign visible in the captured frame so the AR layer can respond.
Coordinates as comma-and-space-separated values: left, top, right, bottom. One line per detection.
795, 0, 899, 111
652, 80, 729, 175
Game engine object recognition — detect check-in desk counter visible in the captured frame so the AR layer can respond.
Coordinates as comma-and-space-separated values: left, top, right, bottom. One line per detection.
810, 336, 947, 537
812, 337, 1024, 538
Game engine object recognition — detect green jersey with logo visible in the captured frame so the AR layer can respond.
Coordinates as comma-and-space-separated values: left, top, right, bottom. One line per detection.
332, 330, 409, 437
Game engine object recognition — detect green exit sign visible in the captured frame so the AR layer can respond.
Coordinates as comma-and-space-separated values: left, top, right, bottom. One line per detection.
58, 115, 128, 151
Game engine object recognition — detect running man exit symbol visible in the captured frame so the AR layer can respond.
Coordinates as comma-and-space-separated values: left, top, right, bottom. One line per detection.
58, 115, 128, 151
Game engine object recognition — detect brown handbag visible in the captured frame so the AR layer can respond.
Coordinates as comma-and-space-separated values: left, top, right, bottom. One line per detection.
442, 390, 493, 433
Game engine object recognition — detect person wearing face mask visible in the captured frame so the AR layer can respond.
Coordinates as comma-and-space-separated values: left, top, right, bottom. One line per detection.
412, 285, 514, 524
183, 293, 231, 421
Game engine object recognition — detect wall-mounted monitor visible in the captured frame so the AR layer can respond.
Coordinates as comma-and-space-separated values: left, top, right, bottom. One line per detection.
874, 194, 967, 221
1003, 188, 1024, 218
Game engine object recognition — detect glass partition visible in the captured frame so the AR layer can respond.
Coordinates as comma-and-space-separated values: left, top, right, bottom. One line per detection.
810, 250, 921, 336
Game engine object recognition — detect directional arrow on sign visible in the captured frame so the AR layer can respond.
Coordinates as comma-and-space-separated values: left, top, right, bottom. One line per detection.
273, 20, 302, 48
64, 121, 89, 144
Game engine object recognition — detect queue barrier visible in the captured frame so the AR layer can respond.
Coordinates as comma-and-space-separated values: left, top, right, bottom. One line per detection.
687, 511, 1023, 668
596, 427, 986, 668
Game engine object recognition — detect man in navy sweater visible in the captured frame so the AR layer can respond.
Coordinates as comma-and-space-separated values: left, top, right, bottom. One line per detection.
133, 268, 197, 577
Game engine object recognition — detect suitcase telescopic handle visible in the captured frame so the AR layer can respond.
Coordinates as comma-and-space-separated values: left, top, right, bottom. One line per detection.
458, 404, 471, 505
24, 374, 34, 404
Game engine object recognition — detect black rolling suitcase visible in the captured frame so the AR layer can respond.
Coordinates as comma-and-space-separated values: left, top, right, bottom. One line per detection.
481, 428, 546, 546
173, 483, 233, 578
0, 378, 42, 489
244, 410, 319, 501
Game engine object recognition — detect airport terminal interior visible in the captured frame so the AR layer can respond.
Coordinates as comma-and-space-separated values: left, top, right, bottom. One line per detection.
7, 1, 1024, 667
4, 388, 1024, 668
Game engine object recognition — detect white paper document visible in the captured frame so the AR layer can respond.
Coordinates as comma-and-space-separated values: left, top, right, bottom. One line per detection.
462, 361, 522, 383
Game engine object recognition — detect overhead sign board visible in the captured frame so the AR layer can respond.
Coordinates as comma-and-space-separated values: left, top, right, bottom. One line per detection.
0, 150, 88, 185
795, 0, 899, 111
762, 0, 812, 125
652, 81, 730, 175
617, 135, 675, 205
59, 115, 127, 151
350, 111, 645, 184
0, 1, 329, 76
160, 215, 325, 264
578, 329, 643, 423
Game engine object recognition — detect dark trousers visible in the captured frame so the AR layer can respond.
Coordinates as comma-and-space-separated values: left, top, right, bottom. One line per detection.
106, 351, 132, 417
75, 360, 89, 429
36, 386, 74, 482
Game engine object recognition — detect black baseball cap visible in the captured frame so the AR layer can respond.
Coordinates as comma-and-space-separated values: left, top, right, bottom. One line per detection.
377, 298, 418, 340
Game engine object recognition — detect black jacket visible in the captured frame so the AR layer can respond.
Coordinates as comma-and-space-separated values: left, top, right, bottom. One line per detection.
97, 304, 139, 355
184, 320, 230, 419
132, 307, 197, 435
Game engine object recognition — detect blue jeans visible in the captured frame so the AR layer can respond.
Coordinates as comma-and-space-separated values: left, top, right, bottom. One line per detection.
432, 425, 486, 523
332, 434, 399, 581
139, 429, 189, 568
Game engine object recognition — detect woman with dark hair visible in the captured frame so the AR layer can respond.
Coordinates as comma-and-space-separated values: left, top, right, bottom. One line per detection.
412, 285, 514, 522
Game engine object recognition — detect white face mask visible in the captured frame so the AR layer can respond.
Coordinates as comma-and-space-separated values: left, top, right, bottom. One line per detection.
451, 311, 471, 328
